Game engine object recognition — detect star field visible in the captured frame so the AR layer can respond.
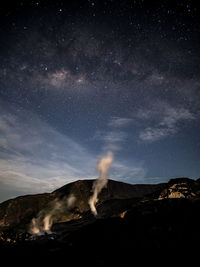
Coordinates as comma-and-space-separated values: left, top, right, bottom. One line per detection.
0, 0, 200, 202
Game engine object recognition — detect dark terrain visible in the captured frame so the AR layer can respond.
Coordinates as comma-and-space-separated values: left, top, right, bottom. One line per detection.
1, 177, 200, 264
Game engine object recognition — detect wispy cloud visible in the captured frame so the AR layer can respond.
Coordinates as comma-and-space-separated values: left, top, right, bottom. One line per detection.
103, 132, 125, 143
0, 106, 142, 202
0, 171, 68, 193
0, 105, 97, 202
108, 117, 133, 128
90, 116, 147, 184
111, 161, 146, 184
138, 104, 196, 142
139, 127, 175, 142
94, 116, 132, 152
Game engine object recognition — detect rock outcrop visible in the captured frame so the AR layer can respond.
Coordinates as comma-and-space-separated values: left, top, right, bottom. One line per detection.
158, 178, 200, 199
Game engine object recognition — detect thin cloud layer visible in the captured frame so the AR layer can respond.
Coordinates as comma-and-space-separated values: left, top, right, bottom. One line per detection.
0, 105, 143, 202
108, 117, 133, 128
138, 105, 196, 142
0, 105, 96, 201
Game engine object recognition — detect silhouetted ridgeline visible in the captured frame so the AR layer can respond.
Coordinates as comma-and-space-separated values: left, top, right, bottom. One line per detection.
1, 177, 200, 264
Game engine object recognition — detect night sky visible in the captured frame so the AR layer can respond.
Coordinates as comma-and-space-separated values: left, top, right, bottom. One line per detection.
0, 0, 200, 202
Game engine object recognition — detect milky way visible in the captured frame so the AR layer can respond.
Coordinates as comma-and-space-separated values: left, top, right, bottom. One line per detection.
0, 0, 200, 202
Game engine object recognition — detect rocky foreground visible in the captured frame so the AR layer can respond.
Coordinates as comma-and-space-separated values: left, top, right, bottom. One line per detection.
1, 177, 200, 264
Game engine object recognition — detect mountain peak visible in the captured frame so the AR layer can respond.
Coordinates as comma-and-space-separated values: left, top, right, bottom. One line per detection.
1, 177, 200, 233
1, 177, 200, 262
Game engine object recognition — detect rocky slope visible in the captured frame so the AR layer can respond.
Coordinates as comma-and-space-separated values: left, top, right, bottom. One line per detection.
1, 177, 200, 264
0, 179, 164, 231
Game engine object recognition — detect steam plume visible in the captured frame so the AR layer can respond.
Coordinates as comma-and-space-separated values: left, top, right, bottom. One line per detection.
89, 151, 114, 216
67, 194, 76, 208
30, 218, 41, 235
43, 214, 52, 233
29, 194, 76, 235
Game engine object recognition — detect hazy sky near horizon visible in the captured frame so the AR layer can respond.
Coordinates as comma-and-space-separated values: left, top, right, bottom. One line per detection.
0, 0, 200, 202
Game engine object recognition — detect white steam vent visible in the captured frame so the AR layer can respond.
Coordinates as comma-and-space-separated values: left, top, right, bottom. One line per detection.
88, 151, 114, 216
